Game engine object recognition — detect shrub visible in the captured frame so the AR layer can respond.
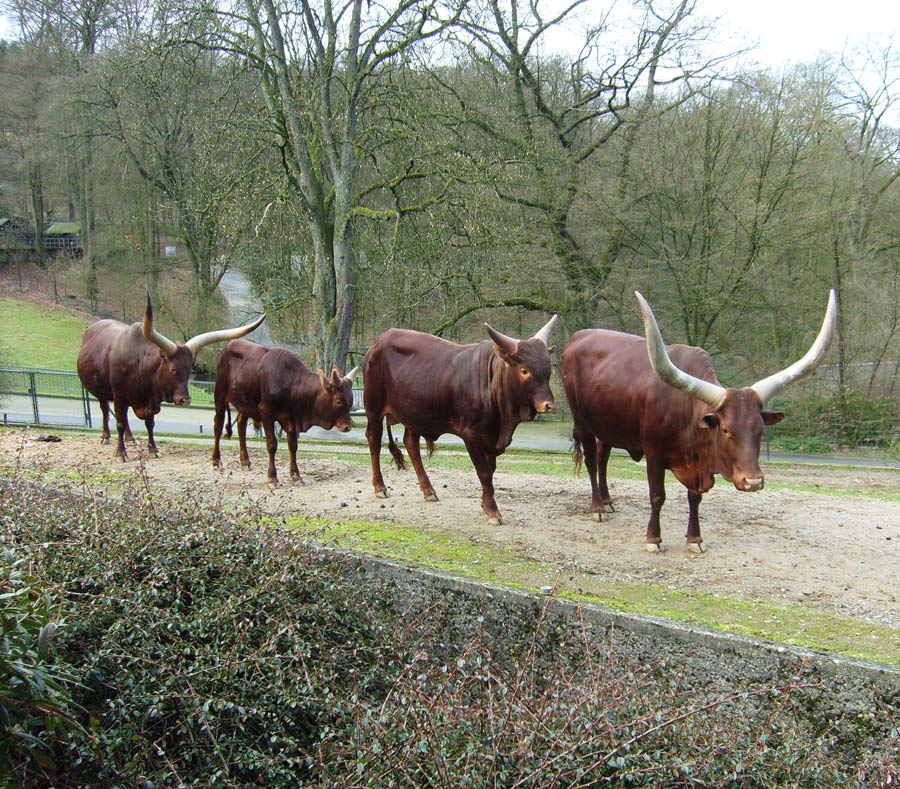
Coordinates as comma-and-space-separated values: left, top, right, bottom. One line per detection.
0, 550, 79, 785
771, 390, 900, 452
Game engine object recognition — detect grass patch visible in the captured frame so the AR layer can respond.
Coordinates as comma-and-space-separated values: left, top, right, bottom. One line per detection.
0, 297, 91, 370
287, 514, 900, 666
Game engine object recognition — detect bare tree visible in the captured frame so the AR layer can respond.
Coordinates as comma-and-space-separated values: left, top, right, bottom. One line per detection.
81, 34, 264, 337
176, 0, 465, 371
446, 0, 728, 330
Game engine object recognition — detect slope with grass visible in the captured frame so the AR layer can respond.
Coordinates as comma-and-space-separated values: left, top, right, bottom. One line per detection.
0, 297, 92, 370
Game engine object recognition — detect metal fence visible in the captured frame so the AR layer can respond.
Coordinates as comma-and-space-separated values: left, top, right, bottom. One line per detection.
0, 367, 94, 427
0, 366, 365, 430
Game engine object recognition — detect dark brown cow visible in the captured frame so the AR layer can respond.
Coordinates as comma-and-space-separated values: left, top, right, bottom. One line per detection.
212, 338, 357, 484
562, 291, 837, 552
77, 294, 264, 459
363, 316, 558, 524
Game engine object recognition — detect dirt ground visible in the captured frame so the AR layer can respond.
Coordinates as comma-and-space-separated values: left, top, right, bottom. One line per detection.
2, 427, 899, 630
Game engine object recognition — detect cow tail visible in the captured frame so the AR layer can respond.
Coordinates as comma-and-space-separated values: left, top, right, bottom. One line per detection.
225, 404, 233, 438
425, 439, 436, 457
386, 423, 406, 470
572, 436, 583, 475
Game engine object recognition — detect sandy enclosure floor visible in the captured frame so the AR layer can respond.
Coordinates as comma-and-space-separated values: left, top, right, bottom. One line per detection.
2, 427, 899, 630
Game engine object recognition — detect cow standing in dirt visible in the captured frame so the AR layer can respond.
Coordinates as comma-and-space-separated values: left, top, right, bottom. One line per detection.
212, 338, 357, 485
562, 291, 837, 552
77, 294, 264, 459
363, 316, 558, 525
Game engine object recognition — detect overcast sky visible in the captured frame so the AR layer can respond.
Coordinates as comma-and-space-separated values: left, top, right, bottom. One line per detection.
699, 0, 898, 68
0, 0, 897, 71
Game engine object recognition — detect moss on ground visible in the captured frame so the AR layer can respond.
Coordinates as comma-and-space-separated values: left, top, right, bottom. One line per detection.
286, 514, 900, 666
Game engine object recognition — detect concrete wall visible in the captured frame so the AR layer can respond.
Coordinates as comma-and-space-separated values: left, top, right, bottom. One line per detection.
340, 551, 899, 743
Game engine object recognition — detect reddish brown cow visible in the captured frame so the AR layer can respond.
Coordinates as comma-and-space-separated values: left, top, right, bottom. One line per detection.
363, 316, 557, 524
562, 291, 837, 552
77, 294, 264, 459
212, 338, 357, 484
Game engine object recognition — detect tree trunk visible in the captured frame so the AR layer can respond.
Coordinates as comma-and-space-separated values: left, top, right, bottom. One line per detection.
29, 166, 47, 268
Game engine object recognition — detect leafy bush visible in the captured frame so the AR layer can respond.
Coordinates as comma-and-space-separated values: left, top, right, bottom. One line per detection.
0, 471, 897, 787
0, 550, 79, 785
771, 390, 900, 452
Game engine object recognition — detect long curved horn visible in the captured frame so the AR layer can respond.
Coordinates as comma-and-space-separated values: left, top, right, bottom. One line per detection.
532, 314, 558, 346
343, 366, 359, 383
185, 314, 266, 356
635, 291, 727, 409
142, 292, 178, 357
484, 324, 519, 356
751, 290, 837, 406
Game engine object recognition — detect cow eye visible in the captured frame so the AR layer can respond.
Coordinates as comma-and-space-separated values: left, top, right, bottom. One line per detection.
520, 367, 530, 377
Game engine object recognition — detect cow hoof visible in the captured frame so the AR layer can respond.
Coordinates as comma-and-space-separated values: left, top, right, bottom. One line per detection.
487, 515, 502, 526
268, 479, 279, 489
645, 542, 661, 553
592, 512, 602, 522
292, 476, 305, 485
687, 542, 704, 554
375, 489, 388, 499
101, 436, 110, 445
424, 493, 439, 502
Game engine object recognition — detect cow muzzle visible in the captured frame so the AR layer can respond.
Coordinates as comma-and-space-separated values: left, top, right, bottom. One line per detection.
173, 395, 191, 407
736, 476, 764, 492
535, 400, 555, 414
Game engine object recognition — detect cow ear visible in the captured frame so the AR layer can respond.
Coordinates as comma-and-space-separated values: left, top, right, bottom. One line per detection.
700, 413, 719, 430
330, 368, 343, 388
546, 345, 556, 354
317, 369, 328, 389
762, 410, 785, 426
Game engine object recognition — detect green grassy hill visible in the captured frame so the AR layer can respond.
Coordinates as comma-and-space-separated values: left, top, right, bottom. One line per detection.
0, 297, 92, 370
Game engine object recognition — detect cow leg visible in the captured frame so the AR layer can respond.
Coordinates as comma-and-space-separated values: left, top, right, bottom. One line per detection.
97, 399, 112, 445
237, 413, 251, 469
465, 441, 502, 525
403, 429, 437, 501
366, 417, 388, 498
286, 429, 303, 483
144, 415, 160, 457
596, 440, 614, 511
686, 490, 704, 553
212, 404, 226, 470
262, 419, 279, 485
576, 428, 605, 521
645, 454, 666, 552
113, 400, 130, 460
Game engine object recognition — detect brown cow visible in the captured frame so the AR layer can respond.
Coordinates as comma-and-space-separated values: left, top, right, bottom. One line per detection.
77, 294, 264, 460
562, 291, 837, 552
363, 316, 558, 524
211, 338, 357, 484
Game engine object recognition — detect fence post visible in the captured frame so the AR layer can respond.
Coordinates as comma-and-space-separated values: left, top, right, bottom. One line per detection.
82, 386, 93, 428
28, 371, 40, 425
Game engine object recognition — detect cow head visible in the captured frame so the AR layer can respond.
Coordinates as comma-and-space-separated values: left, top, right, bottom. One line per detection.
142, 292, 265, 406
636, 290, 837, 492
315, 366, 358, 432
484, 315, 557, 420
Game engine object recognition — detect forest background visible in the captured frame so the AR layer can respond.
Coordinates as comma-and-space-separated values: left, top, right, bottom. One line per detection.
1, 0, 898, 447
